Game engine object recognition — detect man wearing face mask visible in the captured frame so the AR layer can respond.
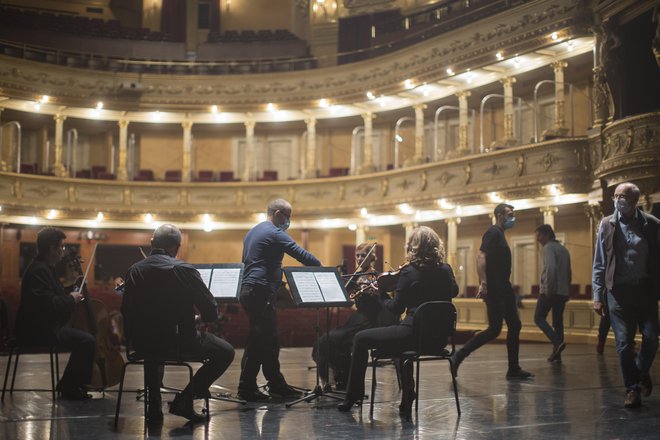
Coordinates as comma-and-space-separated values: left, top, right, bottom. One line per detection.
237, 199, 322, 402
592, 182, 660, 408
451, 203, 534, 380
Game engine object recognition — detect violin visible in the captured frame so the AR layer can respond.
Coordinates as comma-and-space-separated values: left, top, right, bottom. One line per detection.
63, 247, 125, 390
376, 261, 410, 292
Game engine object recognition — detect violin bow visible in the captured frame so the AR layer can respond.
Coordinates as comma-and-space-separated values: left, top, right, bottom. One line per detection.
343, 242, 377, 289
77, 243, 99, 301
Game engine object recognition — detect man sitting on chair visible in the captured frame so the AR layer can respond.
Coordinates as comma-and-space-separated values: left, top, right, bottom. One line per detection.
122, 224, 235, 423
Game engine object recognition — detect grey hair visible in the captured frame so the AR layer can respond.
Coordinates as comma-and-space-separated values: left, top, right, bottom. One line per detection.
267, 199, 291, 216
152, 224, 182, 249
406, 226, 445, 269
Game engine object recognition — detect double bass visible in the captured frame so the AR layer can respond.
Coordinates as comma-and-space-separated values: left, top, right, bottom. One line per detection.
62, 244, 124, 390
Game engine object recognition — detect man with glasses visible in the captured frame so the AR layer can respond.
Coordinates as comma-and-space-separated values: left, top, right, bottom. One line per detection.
15, 227, 95, 400
451, 203, 534, 380
237, 199, 322, 401
593, 182, 660, 408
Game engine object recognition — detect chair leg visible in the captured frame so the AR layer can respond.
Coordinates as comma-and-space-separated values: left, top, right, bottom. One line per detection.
1, 348, 14, 401
10, 351, 20, 393
415, 358, 420, 414
49, 349, 56, 400
394, 358, 402, 391
448, 359, 461, 415
114, 363, 130, 427
369, 358, 377, 419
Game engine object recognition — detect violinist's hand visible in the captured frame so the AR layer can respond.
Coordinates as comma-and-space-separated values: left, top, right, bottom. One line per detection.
476, 282, 488, 300
70, 290, 83, 303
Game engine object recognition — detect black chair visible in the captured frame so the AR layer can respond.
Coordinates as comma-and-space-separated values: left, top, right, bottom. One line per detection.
2, 337, 60, 401
114, 332, 210, 426
369, 301, 460, 418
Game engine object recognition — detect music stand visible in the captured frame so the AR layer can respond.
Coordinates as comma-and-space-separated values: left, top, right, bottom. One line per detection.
194, 263, 247, 405
282, 266, 351, 408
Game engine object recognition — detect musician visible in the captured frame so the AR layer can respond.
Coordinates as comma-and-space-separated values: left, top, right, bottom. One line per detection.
122, 224, 235, 423
337, 226, 459, 416
14, 227, 95, 400
312, 242, 397, 390
238, 199, 321, 402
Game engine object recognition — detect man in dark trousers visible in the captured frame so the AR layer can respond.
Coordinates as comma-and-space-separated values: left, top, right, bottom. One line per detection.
534, 224, 572, 363
122, 224, 235, 423
592, 182, 660, 408
451, 203, 533, 379
15, 227, 95, 400
237, 198, 321, 402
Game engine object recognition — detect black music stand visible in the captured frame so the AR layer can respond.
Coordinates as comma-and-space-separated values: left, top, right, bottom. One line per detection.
193, 263, 247, 405
281, 267, 351, 408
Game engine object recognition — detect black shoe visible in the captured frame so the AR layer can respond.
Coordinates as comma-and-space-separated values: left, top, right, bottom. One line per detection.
236, 389, 271, 402
548, 342, 566, 362
337, 398, 360, 412
506, 367, 534, 380
58, 385, 92, 400
624, 389, 642, 408
168, 392, 207, 423
268, 384, 303, 399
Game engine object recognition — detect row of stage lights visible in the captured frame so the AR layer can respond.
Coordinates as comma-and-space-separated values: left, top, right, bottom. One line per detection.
1, 185, 563, 232
28, 33, 576, 119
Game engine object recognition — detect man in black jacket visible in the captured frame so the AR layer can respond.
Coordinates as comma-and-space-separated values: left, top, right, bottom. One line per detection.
15, 227, 95, 400
593, 182, 660, 408
122, 224, 235, 422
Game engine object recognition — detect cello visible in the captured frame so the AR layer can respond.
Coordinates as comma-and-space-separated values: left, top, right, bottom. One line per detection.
62, 244, 124, 390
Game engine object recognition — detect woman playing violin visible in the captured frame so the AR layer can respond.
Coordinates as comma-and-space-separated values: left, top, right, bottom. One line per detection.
312, 242, 397, 390
337, 226, 459, 416
14, 228, 95, 400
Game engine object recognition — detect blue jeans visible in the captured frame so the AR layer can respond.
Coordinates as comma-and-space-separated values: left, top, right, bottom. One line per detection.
607, 281, 659, 391
534, 294, 568, 346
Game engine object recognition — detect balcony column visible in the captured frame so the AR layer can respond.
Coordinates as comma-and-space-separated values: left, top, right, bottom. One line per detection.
457, 91, 471, 156
412, 103, 427, 164
0, 107, 5, 171
181, 120, 193, 183
243, 118, 256, 181
403, 222, 416, 253
117, 120, 129, 181
551, 61, 569, 135
355, 225, 367, 246
52, 114, 67, 177
445, 217, 461, 269
540, 206, 558, 229
359, 112, 376, 174
584, 203, 604, 258
500, 76, 517, 146
304, 117, 317, 178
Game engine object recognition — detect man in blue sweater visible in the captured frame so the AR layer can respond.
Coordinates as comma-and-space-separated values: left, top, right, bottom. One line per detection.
237, 199, 321, 402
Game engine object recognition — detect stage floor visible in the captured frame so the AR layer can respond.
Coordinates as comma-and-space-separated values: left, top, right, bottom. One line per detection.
1, 342, 660, 439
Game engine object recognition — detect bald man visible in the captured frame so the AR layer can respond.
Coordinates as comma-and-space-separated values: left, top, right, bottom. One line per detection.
237, 199, 321, 402
122, 224, 235, 423
593, 182, 660, 408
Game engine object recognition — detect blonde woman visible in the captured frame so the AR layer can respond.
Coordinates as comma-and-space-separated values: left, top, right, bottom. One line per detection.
337, 226, 459, 416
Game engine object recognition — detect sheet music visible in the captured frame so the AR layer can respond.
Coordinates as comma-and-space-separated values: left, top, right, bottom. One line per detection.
314, 272, 346, 302
197, 268, 212, 289
291, 272, 324, 303
209, 268, 242, 298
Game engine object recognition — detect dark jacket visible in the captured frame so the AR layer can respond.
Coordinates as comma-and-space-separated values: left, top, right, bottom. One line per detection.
121, 249, 218, 353
386, 262, 459, 326
15, 257, 75, 344
598, 209, 660, 295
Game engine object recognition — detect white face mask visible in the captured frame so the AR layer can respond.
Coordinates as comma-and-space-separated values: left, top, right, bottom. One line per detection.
614, 198, 630, 213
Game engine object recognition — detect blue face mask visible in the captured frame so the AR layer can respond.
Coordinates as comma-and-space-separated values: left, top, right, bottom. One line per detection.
614, 199, 630, 214
503, 216, 516, 230
280, 217, 290, 231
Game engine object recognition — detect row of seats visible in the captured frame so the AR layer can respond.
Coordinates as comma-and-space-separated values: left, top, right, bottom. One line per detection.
207, 29, 299, 43
0, 6, 174, 42
0, 42, 317, 75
